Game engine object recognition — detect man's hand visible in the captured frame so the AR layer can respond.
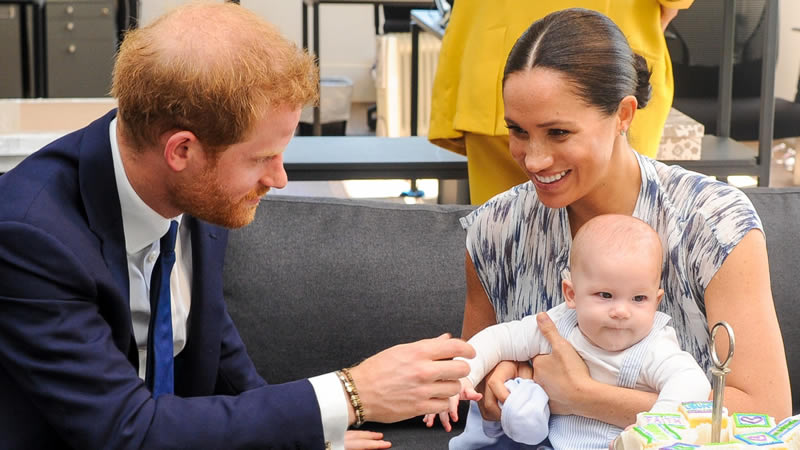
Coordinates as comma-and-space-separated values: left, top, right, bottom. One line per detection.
661, 6, 679, 31
422, 378, 482, 432
345, 430, 391, 449
531, 312, 592, 416
474, 360, 533, 421
348, 333, 474, 424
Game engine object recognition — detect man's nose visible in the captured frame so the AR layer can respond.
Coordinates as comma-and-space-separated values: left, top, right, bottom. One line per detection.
260, 154, 288, 189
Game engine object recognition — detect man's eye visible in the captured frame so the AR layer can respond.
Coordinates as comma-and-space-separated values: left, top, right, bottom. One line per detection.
597, 292, 612, 299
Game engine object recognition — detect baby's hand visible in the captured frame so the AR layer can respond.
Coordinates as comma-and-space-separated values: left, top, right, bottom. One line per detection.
345, 430, 391, 449
458, 378, 482, 403
422, 378, 482, 432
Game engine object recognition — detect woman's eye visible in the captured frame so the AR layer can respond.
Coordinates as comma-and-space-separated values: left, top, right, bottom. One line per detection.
505, 124, 528, 137
597, 292, 612, 299
633, 295, 647, 303
548, 128, 570, 137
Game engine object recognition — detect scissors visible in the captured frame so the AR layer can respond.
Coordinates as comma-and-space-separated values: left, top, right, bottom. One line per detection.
710, 321, 735, 443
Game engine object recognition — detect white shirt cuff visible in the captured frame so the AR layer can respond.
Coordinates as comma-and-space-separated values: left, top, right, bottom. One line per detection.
309, 372, 348, 450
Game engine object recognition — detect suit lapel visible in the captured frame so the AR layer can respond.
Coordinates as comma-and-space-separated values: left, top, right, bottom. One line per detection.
76, 109, 136, 365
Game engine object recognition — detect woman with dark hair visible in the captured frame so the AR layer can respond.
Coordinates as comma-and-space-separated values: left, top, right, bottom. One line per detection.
454, 7, 790, 446
428, 1, 690, 206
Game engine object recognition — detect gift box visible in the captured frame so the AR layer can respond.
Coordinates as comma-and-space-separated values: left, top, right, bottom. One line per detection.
657, 108, 705, 160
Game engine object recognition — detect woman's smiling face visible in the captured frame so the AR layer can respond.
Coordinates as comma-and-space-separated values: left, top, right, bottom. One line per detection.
503, 67, 623, 210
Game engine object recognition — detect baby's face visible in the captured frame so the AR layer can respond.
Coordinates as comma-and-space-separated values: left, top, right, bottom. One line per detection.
564, 251, 663, 352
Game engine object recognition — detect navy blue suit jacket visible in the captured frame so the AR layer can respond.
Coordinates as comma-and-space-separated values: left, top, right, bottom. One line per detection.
0, 110, 325, 449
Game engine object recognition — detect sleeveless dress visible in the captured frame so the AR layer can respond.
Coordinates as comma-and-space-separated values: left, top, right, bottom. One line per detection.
460, 152, 762, 376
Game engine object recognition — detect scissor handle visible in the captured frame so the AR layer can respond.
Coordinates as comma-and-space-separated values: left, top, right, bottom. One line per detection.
711, 321, 735, 369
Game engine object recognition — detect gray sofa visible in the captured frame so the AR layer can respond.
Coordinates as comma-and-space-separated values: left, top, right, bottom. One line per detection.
223, 188, 800, 448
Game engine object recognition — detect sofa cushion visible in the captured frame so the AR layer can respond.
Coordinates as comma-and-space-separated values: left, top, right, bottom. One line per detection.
224, 188, 800, 444
744, 187, 800, 414
224, 195, 475, 383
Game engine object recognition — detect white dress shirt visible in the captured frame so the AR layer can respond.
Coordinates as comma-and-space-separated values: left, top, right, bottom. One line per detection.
108, 119, 348, 448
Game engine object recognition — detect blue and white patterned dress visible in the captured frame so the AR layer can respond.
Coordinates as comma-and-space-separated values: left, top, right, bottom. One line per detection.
460, 151, 762, 376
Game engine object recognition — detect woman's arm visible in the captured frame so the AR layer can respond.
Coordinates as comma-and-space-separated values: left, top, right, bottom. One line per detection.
463, 251, 529, 421
462, 251, 498, 340
703, 229, 791, 418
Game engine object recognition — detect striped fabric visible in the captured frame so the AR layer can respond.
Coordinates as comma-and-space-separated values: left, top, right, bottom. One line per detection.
460, 151, 762, 377
545, 308, 672, 449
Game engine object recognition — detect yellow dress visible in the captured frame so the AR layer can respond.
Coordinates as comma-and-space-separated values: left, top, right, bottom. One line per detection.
428, 0, 694, 204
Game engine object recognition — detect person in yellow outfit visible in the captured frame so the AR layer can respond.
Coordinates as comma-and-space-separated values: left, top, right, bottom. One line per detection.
428, 1, 693, 204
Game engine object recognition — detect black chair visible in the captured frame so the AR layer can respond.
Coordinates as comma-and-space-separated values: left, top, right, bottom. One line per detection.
666, 0, 800, 142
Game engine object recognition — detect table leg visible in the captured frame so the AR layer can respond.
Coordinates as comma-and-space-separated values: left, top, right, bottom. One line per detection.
313, 2, 322, 136
410, 21, 419, 137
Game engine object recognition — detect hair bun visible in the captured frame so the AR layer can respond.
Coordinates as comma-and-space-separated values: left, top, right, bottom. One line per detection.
633, 53, 652, 109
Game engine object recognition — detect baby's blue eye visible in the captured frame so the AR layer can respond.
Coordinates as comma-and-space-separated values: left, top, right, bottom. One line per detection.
633, 295, 647, 303
598, 292, 612, 299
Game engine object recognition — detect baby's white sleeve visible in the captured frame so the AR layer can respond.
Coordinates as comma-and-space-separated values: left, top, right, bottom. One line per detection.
463, 314, 544, 387
644, 327, 712, 412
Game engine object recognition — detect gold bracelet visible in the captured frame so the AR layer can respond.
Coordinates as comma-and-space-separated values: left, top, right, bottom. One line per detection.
336, 368, 365, 427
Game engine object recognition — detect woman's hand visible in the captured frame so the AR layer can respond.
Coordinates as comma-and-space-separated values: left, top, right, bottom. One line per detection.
531, 312, 592, 416
345, 430, 391, 449
474, 360, 532, 420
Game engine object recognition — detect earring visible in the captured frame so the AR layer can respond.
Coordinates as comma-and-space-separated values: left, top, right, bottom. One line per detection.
620, 129, 627, 137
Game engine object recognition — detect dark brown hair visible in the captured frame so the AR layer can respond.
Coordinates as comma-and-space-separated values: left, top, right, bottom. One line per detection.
503, 8, 651, 115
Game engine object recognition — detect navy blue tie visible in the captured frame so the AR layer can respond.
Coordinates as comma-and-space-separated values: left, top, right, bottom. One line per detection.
146, 220, 178, 398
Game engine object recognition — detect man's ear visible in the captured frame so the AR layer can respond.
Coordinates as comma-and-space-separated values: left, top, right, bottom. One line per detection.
562, 279, 577, 309
617, 95, 638, 135
163, 130, 201, 172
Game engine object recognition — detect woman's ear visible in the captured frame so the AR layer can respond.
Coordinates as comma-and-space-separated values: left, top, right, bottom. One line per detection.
616, 95, 638, 135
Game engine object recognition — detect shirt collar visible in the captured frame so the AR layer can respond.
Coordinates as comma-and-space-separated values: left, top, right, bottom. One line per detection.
109, 118, 182, 255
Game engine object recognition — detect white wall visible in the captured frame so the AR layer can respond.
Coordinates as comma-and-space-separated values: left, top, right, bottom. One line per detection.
775, 0, 800, 101
139, 0, 377, 102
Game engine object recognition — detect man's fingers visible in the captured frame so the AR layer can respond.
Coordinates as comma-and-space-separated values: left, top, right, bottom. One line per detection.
427, 360, 471, 384
424, 337, 475, 361
536, 312, 565, 349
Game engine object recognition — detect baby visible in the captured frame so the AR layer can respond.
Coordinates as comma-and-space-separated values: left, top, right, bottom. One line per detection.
426, 214, 711, 449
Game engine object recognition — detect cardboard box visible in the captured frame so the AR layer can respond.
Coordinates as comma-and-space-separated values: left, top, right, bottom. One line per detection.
657, 108, 705, 160
0, 98, 117, 134
0, 98, 116, 172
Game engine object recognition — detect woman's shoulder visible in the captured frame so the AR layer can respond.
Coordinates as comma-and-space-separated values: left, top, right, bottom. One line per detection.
639, 155, 763, 255
460, 181, 541, 229
641, 156, 759, 223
